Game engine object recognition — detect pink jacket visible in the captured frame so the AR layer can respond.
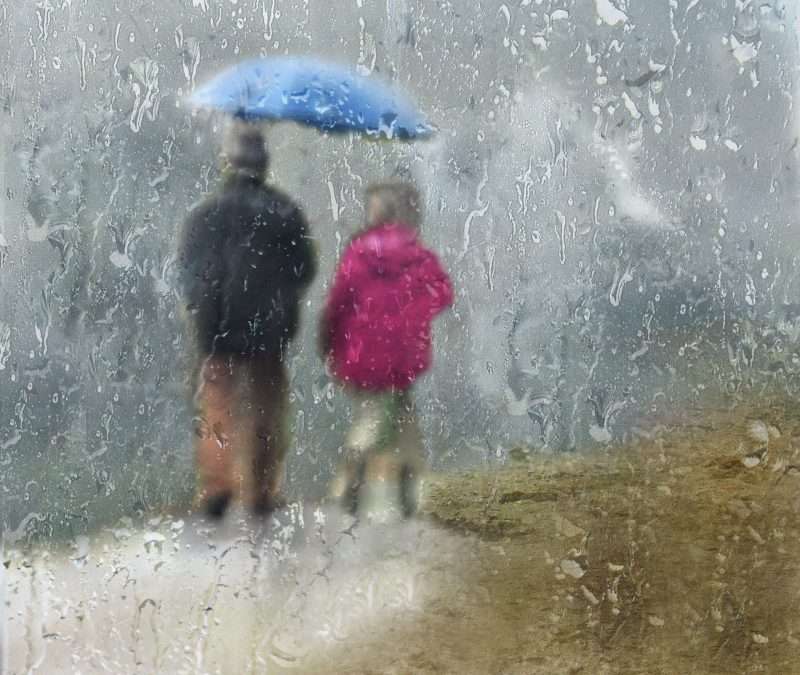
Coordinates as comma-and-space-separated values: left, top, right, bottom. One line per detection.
322, 222, 453, 391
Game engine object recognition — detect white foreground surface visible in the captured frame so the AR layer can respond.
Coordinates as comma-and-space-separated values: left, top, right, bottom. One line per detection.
5, 490, 472, 674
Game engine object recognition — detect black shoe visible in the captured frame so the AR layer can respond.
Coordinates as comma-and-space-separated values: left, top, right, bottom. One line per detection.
205, 491, 232, 520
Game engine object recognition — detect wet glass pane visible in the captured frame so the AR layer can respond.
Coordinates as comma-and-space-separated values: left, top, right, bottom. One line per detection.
2, 1, 799, 673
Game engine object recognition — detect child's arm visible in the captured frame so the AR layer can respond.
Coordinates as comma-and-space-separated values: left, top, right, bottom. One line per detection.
420, 248, 454, 314
319, 247, 358, 358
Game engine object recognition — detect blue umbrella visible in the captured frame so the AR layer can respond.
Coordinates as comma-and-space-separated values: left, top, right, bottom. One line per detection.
189, 56, 435, 141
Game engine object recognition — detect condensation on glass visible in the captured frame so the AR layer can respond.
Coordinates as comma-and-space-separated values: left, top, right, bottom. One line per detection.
1, 2, 798, 673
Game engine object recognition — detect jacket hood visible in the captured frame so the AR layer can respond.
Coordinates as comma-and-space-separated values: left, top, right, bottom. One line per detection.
352, 222, 425, 276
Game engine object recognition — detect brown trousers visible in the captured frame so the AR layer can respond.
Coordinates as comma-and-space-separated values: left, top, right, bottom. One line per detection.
193, 352, 288, 514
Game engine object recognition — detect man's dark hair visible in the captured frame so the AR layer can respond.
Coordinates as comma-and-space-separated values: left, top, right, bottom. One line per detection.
222, 119, 269, 178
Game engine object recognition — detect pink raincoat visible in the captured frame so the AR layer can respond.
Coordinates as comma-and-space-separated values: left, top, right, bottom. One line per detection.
322, 222, 453, 391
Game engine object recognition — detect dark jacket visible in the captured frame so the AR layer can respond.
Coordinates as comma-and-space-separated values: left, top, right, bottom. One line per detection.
178, 174, 316, 356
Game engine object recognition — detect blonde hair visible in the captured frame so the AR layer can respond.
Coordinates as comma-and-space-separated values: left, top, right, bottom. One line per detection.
365, 181, 423, 228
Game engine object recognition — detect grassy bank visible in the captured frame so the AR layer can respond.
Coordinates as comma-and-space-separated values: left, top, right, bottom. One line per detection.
302, 402, 800, 674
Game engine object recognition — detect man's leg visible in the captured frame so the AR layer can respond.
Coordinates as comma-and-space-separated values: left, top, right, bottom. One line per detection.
194, 354, 240, 518
246, 353, 289, 515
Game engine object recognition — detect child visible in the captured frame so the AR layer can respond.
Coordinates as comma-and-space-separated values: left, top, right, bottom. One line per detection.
177, 120, 316, 518
320, 181, 453, 517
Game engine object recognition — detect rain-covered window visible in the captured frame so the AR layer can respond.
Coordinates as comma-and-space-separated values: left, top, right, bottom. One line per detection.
3, 2, 800, 672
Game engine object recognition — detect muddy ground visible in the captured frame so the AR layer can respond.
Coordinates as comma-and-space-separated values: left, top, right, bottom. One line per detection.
301, 403, 800, 674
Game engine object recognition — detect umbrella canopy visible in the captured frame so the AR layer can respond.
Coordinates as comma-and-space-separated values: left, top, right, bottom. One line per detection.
189, 56, 435, 140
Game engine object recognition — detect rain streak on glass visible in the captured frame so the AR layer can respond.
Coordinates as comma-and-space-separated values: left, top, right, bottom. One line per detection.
3, 1, 800, 674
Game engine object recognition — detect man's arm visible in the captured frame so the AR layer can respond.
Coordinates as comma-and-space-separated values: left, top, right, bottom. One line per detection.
176, 201, 221, 303
274, 206, 317, 290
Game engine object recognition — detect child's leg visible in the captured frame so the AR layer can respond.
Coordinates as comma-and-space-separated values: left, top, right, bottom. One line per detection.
340, 393, 386, 516
194, 354, 241, 517
245, 353, 289, 515
342, 454, 368, 517
394, 389, 425, 518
